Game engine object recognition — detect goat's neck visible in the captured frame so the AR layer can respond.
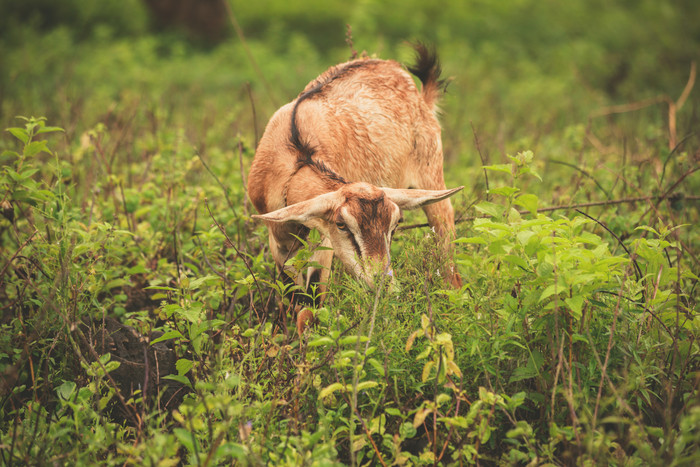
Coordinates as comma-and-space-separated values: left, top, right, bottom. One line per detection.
285, 165, 345, 207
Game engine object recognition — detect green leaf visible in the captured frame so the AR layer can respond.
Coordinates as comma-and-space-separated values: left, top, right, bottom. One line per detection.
422, 361, 434, 382
413, 406, 433, 428
475, 201, 505, 218
127, 264, 148, 275
539, 284, 561, 302
367, 358, 385, 377
56, 380, 77, 400
354, 381, 379, 392
163, 374, 192, 389
416, 347, 432, 361
1, 149, 20, 159
241, 328, 257, 338
35, 125, 64, 135
188, 274, 220, 289
436, 393, 452, 406
421, 313, 430, 331
173, 428, 197, 453
319, 382, 344, 399
503, 254, 530, 271
454, 236, 488, 245
564, 296, 584, 320
24, 141, 50, 157
176, 358, 194, 376
151, 330, 184, 345
339, 335, 369, 346
215, 442, 247, 461
400, 422, 417, 438
488, 186, 519, 198
308, 336, 335, 347
515, 193, 539, 215
6, 127, 29, 144
483, 163, 512, 174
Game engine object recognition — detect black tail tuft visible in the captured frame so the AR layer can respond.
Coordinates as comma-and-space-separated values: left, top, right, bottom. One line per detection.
407, 42, 447, 93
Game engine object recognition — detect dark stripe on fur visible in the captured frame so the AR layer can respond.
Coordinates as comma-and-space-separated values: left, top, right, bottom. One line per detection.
288, 60, 378, 176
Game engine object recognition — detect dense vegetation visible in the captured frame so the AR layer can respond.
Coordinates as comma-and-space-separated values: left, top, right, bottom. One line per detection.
1, 0, 698, 464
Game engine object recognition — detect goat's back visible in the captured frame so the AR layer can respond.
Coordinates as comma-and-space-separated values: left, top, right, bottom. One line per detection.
248, 56, 444, 214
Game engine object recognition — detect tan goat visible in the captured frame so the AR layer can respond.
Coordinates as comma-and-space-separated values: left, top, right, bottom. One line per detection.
248, 44, 462, 308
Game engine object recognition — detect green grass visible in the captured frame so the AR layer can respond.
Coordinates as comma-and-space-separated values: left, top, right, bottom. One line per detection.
1, 1, 699, 465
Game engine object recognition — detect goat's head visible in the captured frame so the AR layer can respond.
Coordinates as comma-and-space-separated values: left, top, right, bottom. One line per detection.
253, 182, 463, 288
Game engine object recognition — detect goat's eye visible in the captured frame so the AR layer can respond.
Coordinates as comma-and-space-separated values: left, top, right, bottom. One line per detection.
336, 221, 348, 232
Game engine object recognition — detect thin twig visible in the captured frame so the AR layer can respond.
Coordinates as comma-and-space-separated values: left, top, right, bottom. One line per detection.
238, 141, 249, 217
245, 82, 259, 145
471, 122, 489, 201
592, 267, 630, 426
205, 199, 263, 320
397, 194, 700, 231
546, 158, 611, 199
0, 230, 38, 282
196, 149, 238, 218
221, 0, 279, 108
575, 209, 642, 282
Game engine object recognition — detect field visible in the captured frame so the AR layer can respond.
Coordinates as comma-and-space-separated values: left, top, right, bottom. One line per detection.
1, 0, 699, 465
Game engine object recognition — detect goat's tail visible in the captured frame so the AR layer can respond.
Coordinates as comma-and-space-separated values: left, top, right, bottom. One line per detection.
407, 42, 447, 110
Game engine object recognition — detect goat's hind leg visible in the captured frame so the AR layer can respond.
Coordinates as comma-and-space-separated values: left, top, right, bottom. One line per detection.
417, 172, 463, 288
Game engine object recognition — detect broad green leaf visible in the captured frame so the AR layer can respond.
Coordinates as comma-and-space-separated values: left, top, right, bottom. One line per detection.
56, 380, 77, 400
413, 406, 433, 428
515, 193, 539, 215
475, 201, 505, 218
35, 125, 64, 135
367, 358, 385, 377
488, 186, 519, 198
176, 358, 193, 376
308, 336, 334, 347
173, 428, 196, 453
151, 330, 184, 345
447, 360, 463, 378
339, 335, 369, 346
421, 313, 430, 330
539, 284, 561, 302
163, 374, 192, 389
24, 141, 50, 157
436, 393, 452, 406
564, 296, 584, 320
483, 163, 512, 174
354, 381, 379, 392
6, 127, 28, 144
319, 382, 344, 399
503, 254, 530, 271
422, 361, 434, 382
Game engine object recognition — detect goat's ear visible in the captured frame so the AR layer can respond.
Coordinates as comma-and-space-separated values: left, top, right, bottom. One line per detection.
252, 191, 339, 225
382, 186, 464, 210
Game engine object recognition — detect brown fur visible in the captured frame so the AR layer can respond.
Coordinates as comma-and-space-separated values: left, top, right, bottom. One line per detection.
248, 45, 462, 299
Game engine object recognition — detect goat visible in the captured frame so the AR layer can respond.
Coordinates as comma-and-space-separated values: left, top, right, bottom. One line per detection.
248, 44, 463, 312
